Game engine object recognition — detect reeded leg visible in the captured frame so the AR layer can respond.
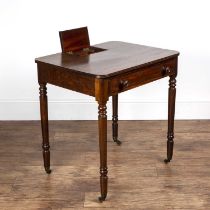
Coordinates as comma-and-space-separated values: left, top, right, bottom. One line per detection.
98, 102, 108, 202
164, 75, 176, 163
39, 83, 51, 174
112, 95, 121, 145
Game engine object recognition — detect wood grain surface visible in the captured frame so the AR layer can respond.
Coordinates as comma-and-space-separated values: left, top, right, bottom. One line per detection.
35, 41, 179, 78
0, 120, 210, 209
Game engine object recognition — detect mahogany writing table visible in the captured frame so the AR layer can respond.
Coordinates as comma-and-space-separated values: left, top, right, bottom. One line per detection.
35, 28, 179, 201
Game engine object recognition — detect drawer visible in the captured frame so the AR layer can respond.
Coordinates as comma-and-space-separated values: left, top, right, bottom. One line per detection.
109, 57, 177, 95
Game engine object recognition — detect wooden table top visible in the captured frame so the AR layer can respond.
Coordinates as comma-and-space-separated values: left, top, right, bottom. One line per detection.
35, 41, 179, 78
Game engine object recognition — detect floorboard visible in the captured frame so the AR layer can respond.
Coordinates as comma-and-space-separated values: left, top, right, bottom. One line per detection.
0, 120, 210, 209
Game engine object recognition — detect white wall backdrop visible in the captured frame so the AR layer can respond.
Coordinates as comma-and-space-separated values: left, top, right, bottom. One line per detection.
0, 0, 210, 120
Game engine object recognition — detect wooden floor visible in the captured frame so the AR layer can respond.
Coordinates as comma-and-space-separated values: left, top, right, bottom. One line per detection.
0, 120, 210, 209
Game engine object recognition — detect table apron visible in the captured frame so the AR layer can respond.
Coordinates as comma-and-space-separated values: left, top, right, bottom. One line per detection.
37, 63, 95, 97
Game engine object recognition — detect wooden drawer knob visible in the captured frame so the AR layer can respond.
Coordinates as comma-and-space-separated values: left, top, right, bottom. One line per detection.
162, 66, 171, 76
119, 80, 129, 90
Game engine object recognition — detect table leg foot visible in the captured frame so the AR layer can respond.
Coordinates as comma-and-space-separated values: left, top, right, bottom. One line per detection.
45, 167, 51, 174
164, 135, 174, 163
113, 137, 122, 145
98, 195, 107, 202
164, 159, 170, 163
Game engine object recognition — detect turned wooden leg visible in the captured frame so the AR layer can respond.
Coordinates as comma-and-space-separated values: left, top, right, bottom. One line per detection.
164, 75, 176, 163
112, 95, 121, 145
98, 102, 108, 202
39, 83, 51, 174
